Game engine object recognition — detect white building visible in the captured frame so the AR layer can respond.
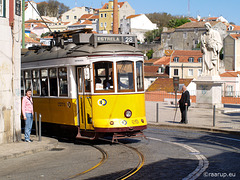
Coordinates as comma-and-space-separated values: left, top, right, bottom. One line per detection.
120, 14, 157, 43
61, 7, 94, 24
0, 0, 22, 144
25, 1, 39, 21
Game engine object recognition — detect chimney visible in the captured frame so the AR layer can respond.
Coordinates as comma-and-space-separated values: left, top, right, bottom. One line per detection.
113, 0, 119, 34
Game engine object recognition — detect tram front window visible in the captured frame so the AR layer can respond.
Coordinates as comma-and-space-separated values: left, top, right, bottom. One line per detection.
117, 61, 134, 91
94, 62, 113, 92
136, 61, 144, 91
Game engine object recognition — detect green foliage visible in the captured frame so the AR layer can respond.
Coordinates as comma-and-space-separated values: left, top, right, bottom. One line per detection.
146, 49, 154, 60
37, 0, 70, 17
196, 42, 201, 49
41, 32, 50, 38
167, 18, 191, 28
144, 28, 162, 43
146, 12, 175, 28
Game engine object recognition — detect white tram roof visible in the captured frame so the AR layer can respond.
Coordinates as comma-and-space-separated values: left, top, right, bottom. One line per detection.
22, 34, 143, 63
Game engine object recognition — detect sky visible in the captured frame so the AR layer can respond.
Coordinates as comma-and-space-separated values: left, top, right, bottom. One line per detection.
34, 0, 240, 25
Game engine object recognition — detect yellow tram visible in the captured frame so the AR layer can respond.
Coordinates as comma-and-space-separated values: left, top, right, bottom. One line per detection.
21, 33, 147, 140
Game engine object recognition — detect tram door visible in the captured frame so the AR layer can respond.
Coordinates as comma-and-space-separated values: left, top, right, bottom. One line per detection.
77, 67, 93, 131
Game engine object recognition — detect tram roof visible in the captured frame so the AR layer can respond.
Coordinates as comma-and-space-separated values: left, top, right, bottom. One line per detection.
22, 34, 143, 63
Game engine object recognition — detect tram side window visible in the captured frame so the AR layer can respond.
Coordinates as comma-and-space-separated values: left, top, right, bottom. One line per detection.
24, 70, 32, 91
59, 67, 68, 96
117, 61, 134, 92
94, 62, 113, 92
32, 70, 40, 96
40, 69, 48, 96
49, 68, 58, 96
136, 61, 144, 91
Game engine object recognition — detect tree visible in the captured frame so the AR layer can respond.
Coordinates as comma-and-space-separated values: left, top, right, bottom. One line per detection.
37, 0, 69, 17
167, 18, 191, 28
144, 29, 162, 43
146, 49, 154, 60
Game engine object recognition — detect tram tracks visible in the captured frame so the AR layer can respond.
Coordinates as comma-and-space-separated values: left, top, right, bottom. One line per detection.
65, 138, 145, 180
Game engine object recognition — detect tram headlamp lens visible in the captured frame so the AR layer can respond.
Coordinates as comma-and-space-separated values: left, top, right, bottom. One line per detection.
110, 121, 114, 125
124, 109, 132, 118
141, 119, 144, 123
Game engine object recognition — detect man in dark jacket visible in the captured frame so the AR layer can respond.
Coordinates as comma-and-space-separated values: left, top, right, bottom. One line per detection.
178, 85, 190, 124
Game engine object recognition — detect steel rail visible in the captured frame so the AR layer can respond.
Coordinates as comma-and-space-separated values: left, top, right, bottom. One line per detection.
64, 141, 108, 180
99, 138, 145, 180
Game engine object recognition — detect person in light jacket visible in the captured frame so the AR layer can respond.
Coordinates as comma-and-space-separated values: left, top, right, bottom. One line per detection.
22, 89, 34, 142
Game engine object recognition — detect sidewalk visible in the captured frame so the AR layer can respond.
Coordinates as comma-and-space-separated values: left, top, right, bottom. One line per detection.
0, 134, 58, 160
146, 101, 240, 134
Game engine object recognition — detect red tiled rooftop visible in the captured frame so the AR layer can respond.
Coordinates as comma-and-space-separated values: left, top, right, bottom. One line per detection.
220, 71, 240, 77
176, 21, 220, 29
170, 50, 203, 63
154, 57, 170, 66
126, 14, 141, 19
147, 78, 192, 92
229, 34, 240, 39
80, 14, 93, 19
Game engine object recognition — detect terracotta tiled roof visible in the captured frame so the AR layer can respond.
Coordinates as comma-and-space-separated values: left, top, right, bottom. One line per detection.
171, 50, 203, 63
101, 2, 125, 9
176, 21, 220, 29
35, 24, 48, 28
25, 19, 52, 24
228, 24, 240, 31
126, 14, 141, 19
24, 34, 40, 44
154, 57, 170, 65
144, 66, 169, 78
89, 15, 99, 19
147, 78, 192, 92
229, 34, 240, 39
42, 35, 53, 39
144, 59, 159, 64
71, 22, 81, 26
81, 20, 92, 25
188, 17, 198, 22
163, 28, 175, 33
220, 71, 240, 77
25, 24, 31, 29
80, 14, 93, 19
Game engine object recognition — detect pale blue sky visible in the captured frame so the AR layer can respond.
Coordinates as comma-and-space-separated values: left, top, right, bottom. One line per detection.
34, 0, 240, 25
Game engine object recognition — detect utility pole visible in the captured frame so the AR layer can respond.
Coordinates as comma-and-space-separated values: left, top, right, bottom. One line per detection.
188, 0, 190, 17
22, 0, 25, 48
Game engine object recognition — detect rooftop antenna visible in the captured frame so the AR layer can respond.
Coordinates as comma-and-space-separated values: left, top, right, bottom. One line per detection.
188, 0, 190, 17
75, 0, 77, 7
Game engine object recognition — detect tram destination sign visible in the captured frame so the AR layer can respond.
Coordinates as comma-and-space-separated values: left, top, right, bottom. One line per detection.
90, 34, 137, 47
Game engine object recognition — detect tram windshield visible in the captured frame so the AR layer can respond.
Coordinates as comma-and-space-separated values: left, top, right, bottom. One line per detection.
94, 61, 114, 92
117, 61, 134, 91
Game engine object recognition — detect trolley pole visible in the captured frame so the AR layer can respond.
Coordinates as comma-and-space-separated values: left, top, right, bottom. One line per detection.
156, 103, 159, 123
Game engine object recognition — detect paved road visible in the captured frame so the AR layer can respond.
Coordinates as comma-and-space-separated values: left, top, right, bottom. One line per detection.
1, 127, 239, 180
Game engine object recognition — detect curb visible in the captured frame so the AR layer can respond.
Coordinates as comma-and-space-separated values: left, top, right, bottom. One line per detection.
148, 122, 240, 136
0, 139, 58, 161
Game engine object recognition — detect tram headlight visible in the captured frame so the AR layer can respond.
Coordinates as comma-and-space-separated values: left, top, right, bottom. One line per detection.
124, 109, 132, 118
110, 121, 114, 125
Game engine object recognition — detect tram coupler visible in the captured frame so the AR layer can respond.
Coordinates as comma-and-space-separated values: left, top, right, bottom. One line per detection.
112, 131, 147, 143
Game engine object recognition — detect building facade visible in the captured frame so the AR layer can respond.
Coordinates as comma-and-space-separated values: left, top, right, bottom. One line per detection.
0, 0, 22, 144
120, 14, 157, 43
99, 0, 135, 34
161, 21, 227, 51
223, 34, 240, 71
61, 7, 94, 24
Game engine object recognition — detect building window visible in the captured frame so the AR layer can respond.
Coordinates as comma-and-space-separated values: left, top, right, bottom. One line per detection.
104, 13, 107, 18
111, 23, 113, 27
167, 33, 170, 39
174, 69, 178, 76
104, 22, 107, 27
74, 16, 77, 19
188, 69, 193, 76
183, 32, 187, 39
100, 13, 103, 18
101, 23, 103, 27
198, 57, 202, 63
111, 13, 113, 17
225, 85, 234, 97
188, 57, 194, 62
66, 15, 69, 19
173, 57, 179, 62
198, 69, 202, 76
0, 0, 5, 17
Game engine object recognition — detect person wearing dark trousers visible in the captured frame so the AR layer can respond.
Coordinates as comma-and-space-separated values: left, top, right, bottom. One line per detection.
178, 85, 190, 124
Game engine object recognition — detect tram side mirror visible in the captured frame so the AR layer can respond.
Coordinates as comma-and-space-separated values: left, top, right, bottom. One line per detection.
84, 68, 90, 80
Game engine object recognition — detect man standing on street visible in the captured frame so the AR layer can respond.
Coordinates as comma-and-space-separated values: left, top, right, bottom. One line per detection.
178, 85, 190, 124
22, 89, 34, 142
